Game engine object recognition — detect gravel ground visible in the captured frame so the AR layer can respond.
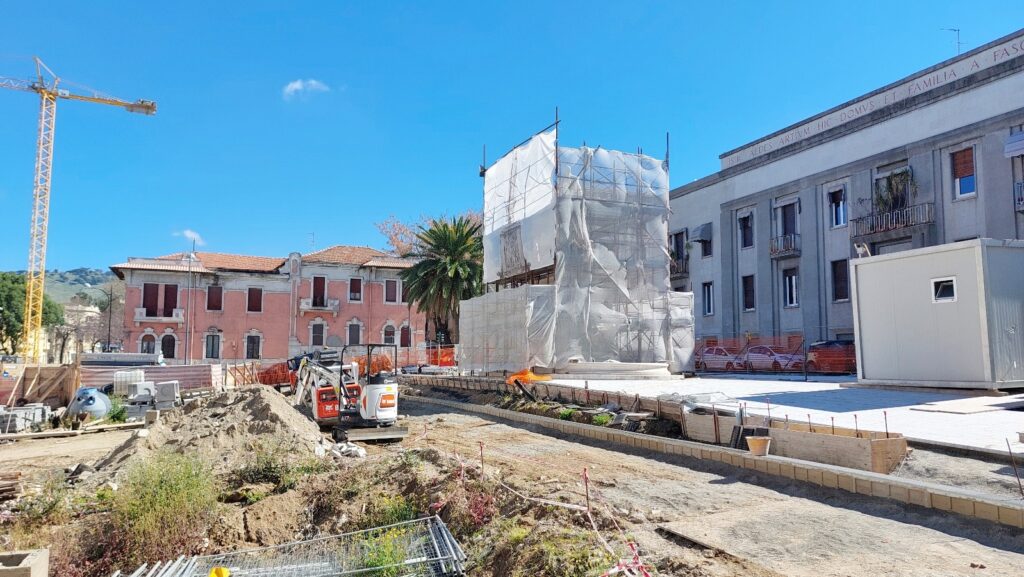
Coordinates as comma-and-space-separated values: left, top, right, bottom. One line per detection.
401, 398, 1024, 577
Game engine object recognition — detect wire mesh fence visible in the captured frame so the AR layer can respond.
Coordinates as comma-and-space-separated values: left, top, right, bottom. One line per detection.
695, 332, 857, 377
112, 516, 466, 577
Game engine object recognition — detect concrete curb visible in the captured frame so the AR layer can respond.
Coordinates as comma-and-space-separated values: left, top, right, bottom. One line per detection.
403, 394, 1024, 530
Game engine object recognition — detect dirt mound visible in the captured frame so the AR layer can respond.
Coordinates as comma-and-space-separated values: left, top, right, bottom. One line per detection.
92, 387, 326, 481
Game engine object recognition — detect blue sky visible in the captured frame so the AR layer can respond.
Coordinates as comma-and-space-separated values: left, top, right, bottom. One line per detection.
0, 2, 1019, 270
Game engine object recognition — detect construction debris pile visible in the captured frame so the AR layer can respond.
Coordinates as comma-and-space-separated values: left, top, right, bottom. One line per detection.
92, 387, 325, 481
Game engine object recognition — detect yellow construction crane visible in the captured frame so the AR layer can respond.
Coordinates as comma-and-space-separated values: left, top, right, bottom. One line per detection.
0, 57, 155, 363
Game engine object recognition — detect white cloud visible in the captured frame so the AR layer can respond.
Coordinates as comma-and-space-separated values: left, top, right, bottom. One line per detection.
173, 229, 206, 247
282, 78, 330, 101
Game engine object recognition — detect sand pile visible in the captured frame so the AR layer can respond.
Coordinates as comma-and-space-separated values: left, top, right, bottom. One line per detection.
93, 387, 326, 480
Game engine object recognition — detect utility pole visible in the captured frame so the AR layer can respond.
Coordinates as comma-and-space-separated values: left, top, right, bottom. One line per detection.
941, 28, 963, 55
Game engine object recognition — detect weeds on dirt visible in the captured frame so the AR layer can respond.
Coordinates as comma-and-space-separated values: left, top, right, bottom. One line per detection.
234, 441, 333, 494
591, 413, 612, 426
111, 452, 219, 566
108, 397, 128, 423
364, 494, 417, 528
16, 472, 70, 527
558, 408, 576, 420
362, 527, 410, 577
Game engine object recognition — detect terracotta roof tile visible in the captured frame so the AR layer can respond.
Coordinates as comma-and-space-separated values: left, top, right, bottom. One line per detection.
302, 245, 391, 265
157, 252, 286, 273
361, 257, 415, 269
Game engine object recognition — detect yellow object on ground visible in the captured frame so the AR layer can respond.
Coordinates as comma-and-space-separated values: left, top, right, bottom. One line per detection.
209, 568, 231, 577
506, 369, 552, 385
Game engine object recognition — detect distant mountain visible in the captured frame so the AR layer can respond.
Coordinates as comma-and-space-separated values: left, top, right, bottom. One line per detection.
8, 268, 117, 304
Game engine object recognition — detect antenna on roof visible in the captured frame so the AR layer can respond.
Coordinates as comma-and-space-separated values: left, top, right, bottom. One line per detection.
941, 28, 963, 55
309, 232, 316, 252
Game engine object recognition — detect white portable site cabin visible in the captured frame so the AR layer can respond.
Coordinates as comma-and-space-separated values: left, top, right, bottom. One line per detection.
850, 239, 1024, 390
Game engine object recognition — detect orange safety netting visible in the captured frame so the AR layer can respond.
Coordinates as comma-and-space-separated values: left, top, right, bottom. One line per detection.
257, 362, 293, 385
352, 354, 394, 375
505, 369, 552, 386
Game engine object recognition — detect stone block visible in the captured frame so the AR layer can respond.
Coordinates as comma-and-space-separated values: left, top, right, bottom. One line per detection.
779, 463, 795, 479
0, 549, 49, 577
870, 481, 890, 499
950, 497, 975, 517
807, 468, 823, 485
931, 493, 952, 512
907, 488, 930, 507
998, 506, 1024, 528
837, 474, 855, 492
821, 471, 838, 488
974, 502, 999, 523
855, 478, 873, 496
889, 485, 909, 503
766, 461, 781, 476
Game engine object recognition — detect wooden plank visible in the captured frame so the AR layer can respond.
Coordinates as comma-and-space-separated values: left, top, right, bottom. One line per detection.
0, 430, 82, 441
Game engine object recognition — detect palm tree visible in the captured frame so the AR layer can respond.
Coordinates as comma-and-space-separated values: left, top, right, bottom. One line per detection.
400, 216, 483, 343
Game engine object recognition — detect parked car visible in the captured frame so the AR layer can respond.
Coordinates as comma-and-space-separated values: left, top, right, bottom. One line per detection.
741, 345, 805, 372
695, 346, 742, 371
806, 340, 856, 374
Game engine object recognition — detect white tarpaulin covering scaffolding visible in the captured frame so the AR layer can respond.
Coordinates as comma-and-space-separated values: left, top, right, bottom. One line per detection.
465, 130, 694, 373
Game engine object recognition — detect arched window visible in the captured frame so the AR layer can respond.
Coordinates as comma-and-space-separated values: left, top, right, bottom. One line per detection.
141, 334, 156, 354
161, 334, 176, 359
400, 326, 411, 348
383, 325, 396, 345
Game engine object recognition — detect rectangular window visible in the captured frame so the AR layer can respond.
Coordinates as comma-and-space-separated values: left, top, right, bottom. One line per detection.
780, 203, 798, 236
142, 283, 159, 317
828, 189, 847, 227
952, 148, 976, 198
831, 259, 850, 302
385, 279, 398, 303
247, 288, 263, 312
312, 276, 326, 307
672, 230, 687, 259
162, 284, 178, 317
400, 325, 411, 347
311, 324, 325, 347
738, 215, 753, 248
401, 281, 409, 304
783, 268, 799, 307
702, 282, 714, 316
741, 275, 755, 311
932, 277, 957, 302
245, 335, 261, 359
348, 323, 361, 345
205, 334, 220, 359
701, 238, 713, 258
874, 165, 911, 211
207, 285, 223, 311
349, 278, 362, 301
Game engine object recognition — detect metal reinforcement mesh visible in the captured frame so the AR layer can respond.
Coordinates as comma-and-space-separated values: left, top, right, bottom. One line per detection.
113, 516, 466, 577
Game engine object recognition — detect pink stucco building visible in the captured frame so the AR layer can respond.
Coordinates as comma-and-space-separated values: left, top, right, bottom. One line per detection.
111, 246, 426, 365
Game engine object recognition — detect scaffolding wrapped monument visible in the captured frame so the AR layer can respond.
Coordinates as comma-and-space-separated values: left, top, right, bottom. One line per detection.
462, 129, 695, 373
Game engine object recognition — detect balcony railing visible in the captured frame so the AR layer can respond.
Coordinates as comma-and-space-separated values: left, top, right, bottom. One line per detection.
769, 233, 801, 259
670, 257, 689, 279
1015, 182, 1024, 213
852, 202, 934, 237
134, 307, 184, 323
300, 297, 341, 315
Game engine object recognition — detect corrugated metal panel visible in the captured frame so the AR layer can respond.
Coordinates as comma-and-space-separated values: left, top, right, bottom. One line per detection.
80, 365, 220, 393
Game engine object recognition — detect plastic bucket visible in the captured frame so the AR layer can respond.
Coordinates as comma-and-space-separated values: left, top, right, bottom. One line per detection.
746, 436, 772, 456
